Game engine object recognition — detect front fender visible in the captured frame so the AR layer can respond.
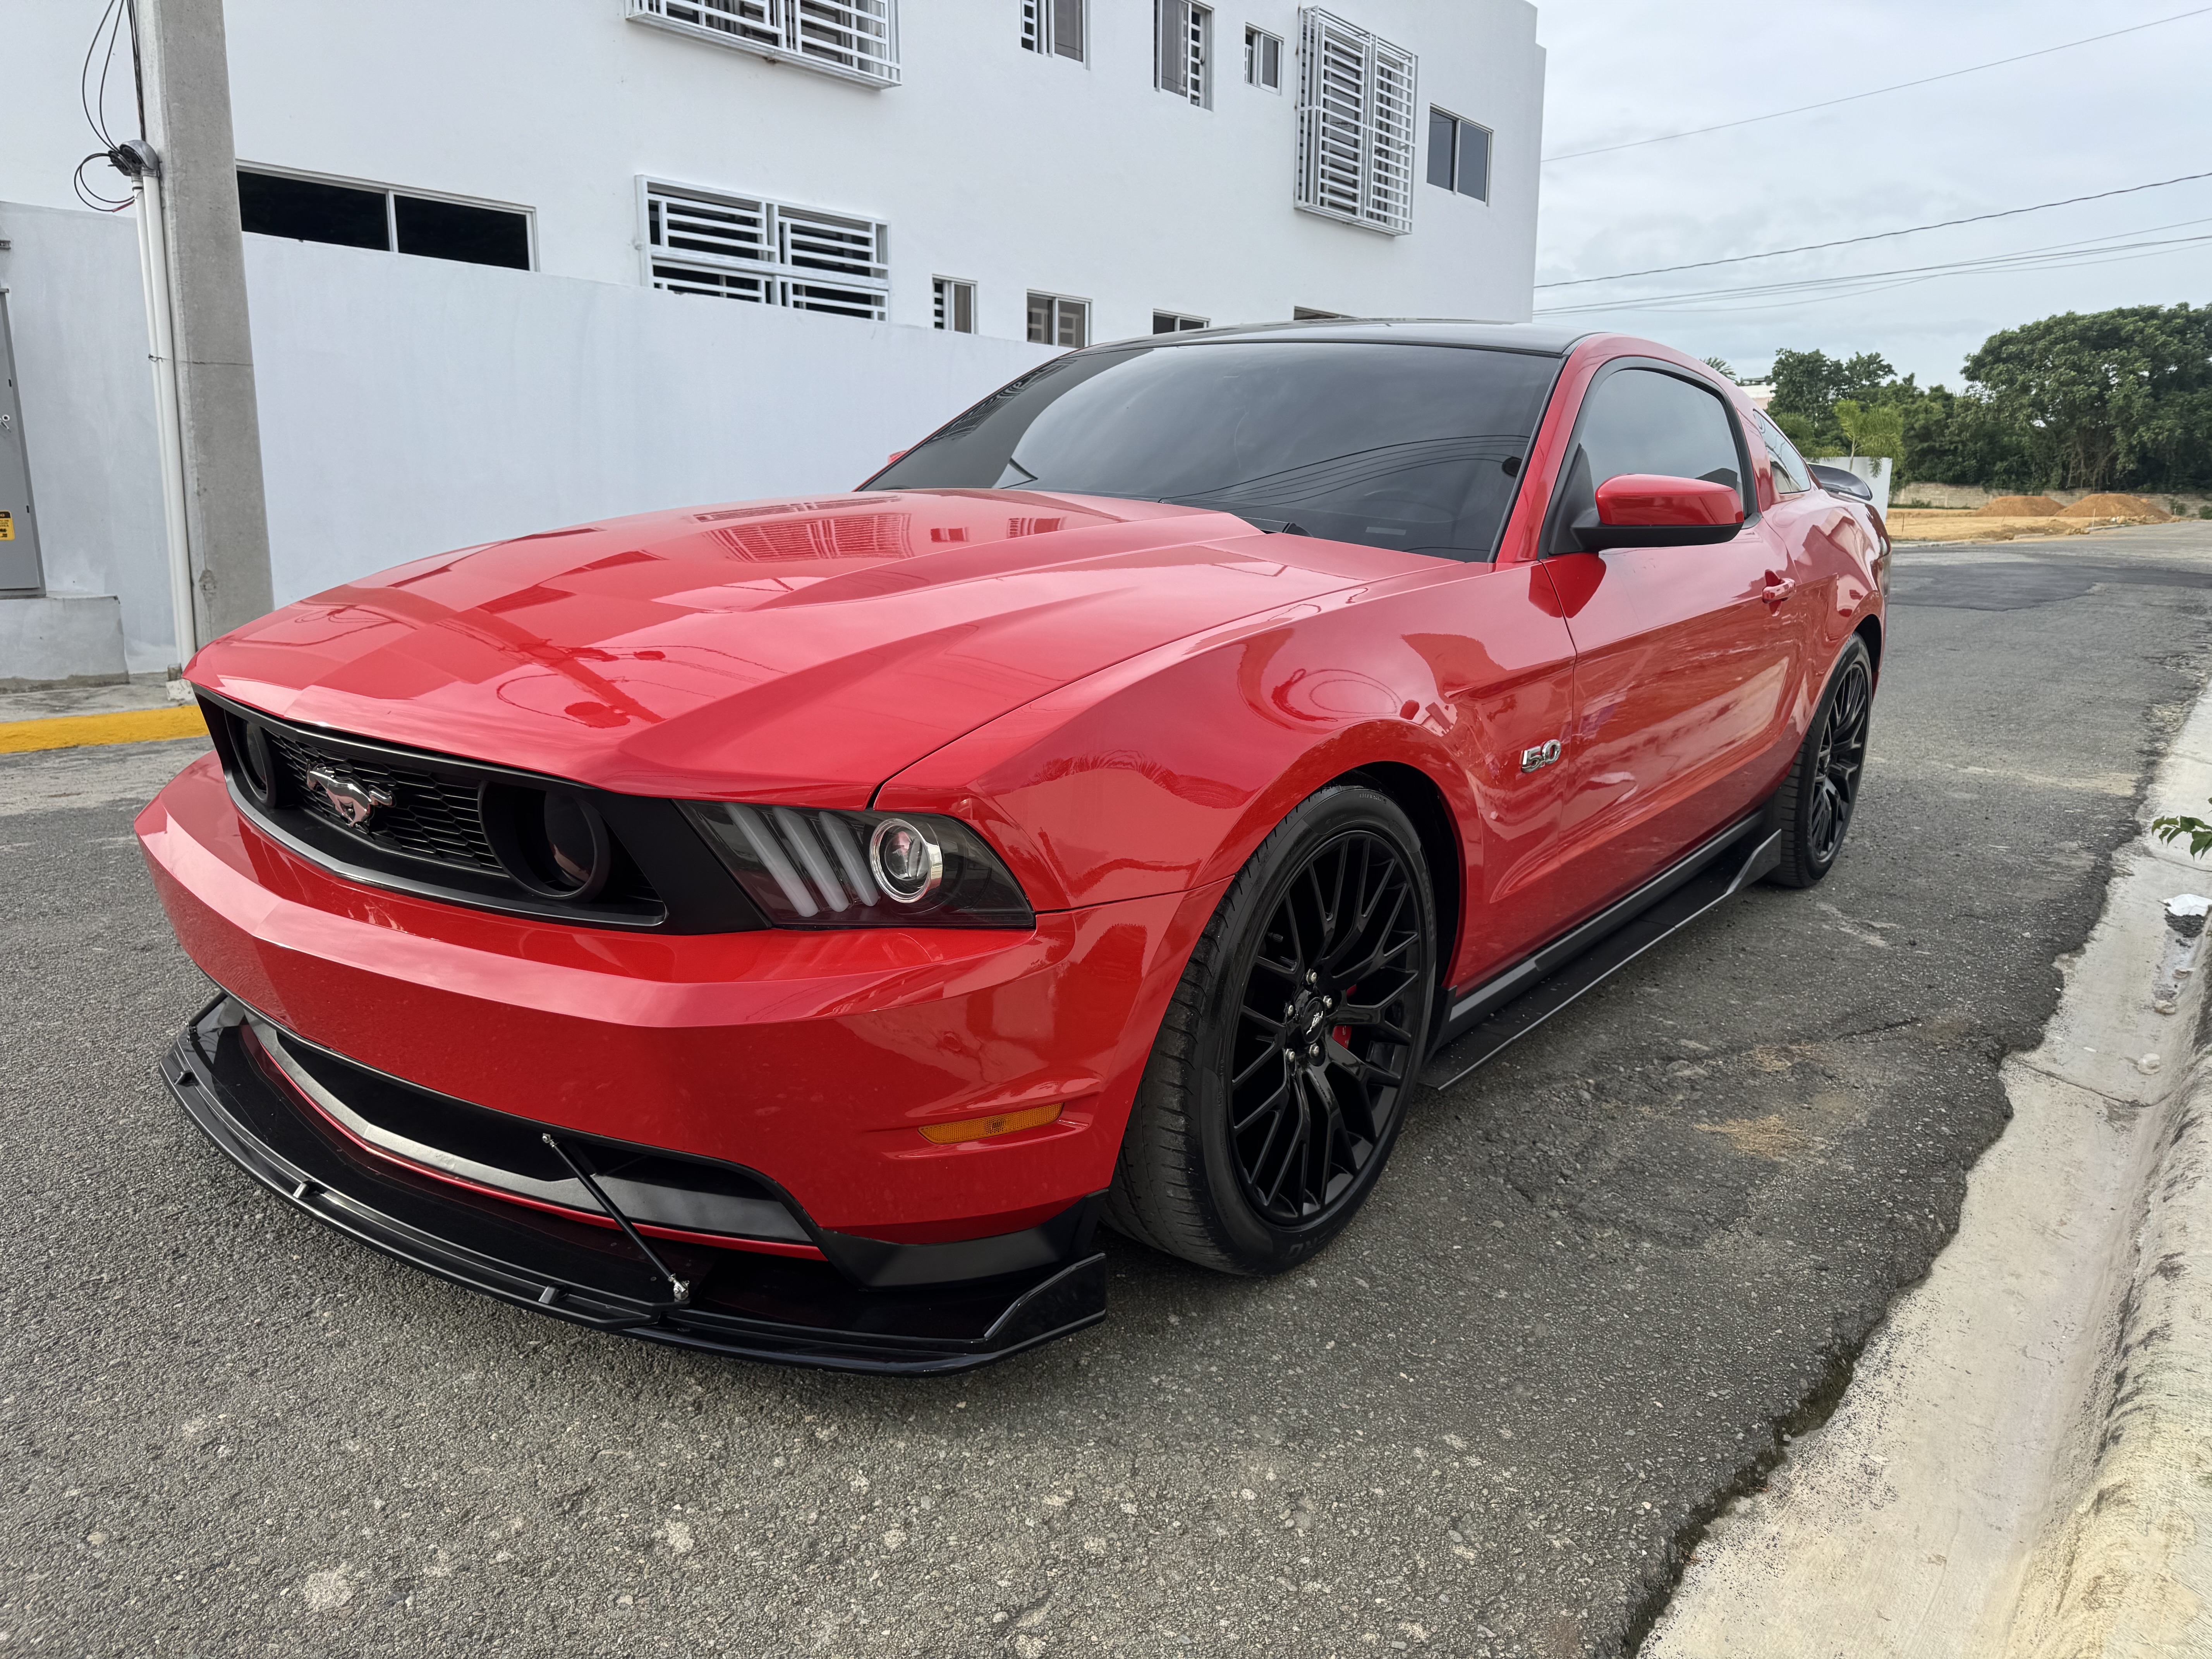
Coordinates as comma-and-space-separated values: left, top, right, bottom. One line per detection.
874, 563, 1551, 920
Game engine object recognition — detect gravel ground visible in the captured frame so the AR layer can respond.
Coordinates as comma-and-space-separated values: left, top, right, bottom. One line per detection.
5, 524, 2212, 1658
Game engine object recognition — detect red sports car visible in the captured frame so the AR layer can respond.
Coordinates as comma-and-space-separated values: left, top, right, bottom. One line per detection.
138, 322, 1886, 1372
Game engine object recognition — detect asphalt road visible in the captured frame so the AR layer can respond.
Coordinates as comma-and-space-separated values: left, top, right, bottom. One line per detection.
7, 522, 2212, 1659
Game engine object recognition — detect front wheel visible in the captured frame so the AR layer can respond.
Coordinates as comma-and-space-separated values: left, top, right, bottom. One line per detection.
1106, 785, 1437, 1275
1769, 635, 1874, 888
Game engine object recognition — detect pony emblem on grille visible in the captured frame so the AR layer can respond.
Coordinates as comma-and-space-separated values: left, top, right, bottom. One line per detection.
306, 767, 394, 829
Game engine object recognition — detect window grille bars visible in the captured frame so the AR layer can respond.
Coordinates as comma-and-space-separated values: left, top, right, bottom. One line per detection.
627, 0, 900, 88
1294, 7, 1415, 235
1156, 1, 1212, 107
1021, 0, 1085, 60
642, 180, 891, 321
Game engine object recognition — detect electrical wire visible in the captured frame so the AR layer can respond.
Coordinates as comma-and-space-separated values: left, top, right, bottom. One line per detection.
1541, 216, 2212, 311
1534, 222, 2212, 316
1541, 6, 2212, 163
72, 0, 139, 212
1534, 170, 2212, 290
1537, 233, 2212, 316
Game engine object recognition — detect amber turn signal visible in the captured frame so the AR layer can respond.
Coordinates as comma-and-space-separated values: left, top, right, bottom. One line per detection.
918, 1103, 1063, 1145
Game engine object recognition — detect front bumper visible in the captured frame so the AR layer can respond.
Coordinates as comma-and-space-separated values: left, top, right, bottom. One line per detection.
164, 998, 1107, 1373
136, 752, 1221, 1243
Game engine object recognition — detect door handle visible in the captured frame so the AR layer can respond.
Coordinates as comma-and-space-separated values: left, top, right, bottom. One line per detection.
1762, 575, 1797, 606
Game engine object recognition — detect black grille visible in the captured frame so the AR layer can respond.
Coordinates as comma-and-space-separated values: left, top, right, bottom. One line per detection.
263, 727, 505, 872
197, 689, 762, 933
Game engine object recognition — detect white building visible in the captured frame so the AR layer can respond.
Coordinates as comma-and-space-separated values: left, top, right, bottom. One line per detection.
0, 0, 1544, 682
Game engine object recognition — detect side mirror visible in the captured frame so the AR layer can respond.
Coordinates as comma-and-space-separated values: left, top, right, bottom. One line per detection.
1572, 474, 1747, 552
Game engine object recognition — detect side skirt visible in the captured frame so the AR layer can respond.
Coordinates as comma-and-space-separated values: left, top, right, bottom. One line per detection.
1422, 814, 1782, 1090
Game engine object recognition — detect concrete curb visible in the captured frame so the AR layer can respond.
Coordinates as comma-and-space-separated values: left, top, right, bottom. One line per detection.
0, 704, 208, 753
1643, 678, 2212, 1655
2002, 1054, 2212, 1655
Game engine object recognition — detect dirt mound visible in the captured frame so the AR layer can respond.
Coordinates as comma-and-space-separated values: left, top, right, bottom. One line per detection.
2058, 493, 2173, 521
1977, 495, 2063, 517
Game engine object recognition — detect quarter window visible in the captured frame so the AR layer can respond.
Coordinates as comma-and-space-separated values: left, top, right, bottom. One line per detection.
1157, 2, 1214, 107
1027, 292, 1089, 347
1751, 407, 1814, 495
1294, 8, 1417, 235
1244, 25, 1282, 89
642, 180, 890, 321
1020, 0, 1085, 61
1549, 367, 1747, 554
1426, 107, 1492, 202
934, 278, 977, 334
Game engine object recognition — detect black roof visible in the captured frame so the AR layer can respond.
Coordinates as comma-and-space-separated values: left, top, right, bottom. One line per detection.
1099, 318, 1594, 356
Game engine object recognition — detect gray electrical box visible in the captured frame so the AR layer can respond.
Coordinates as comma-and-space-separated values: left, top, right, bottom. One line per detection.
0, 290, 44, 595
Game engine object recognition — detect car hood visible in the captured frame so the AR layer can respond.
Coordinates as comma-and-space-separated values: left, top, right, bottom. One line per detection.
188, 490, 1424, 803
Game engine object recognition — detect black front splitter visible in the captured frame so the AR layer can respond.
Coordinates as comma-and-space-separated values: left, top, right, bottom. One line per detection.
160, 1001, 1105, 1374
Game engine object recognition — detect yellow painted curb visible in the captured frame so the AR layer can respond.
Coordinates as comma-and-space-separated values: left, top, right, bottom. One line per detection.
0, 704, 209, 754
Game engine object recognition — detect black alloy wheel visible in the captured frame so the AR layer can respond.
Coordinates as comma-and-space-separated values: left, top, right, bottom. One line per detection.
1229, 829, 1425, 1224
1771, 634, 1875, 887
1108, 785, 1437, 1275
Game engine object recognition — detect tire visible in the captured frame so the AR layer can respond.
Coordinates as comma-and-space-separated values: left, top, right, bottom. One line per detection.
1768, 634, 1874, 889
1106, 785, 1438, 1275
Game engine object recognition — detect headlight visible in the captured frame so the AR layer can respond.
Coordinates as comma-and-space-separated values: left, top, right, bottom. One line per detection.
681, 802, 1033, 929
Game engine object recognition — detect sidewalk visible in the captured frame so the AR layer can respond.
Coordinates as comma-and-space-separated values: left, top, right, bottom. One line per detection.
1645, 674, 2212, 1654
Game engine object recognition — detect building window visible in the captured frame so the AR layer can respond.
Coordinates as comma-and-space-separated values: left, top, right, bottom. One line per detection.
1426, 106, 1491, 201
1244, 25, 1282, 89
1027, 292, 1089, 347
1021, 0, 1085, 61
626, 0, 900, 88
1292, 306, 1348, 320
1294, 7, 1417, 236
934, 278, 977, 333
238, 168, 533, 270
642, 179, 890, 320
1153, 311, 1208, 333
1156, 2, 1213, 108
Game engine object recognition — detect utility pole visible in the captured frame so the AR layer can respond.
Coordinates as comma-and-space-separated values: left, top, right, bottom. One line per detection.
120, 0, 273, 668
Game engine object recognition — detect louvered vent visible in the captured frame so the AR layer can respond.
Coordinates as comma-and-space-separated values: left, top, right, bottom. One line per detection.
643, 182, 890, 320
712, 512, 913, 561
627, 0, 900, 88
1294, 8, 1416, 236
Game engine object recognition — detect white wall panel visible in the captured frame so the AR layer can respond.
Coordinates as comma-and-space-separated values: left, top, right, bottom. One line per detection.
242, 235, 1058, 607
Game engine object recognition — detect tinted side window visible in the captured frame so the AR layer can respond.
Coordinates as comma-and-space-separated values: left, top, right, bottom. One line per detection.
1751, 407, 1813, 495
1548, 367, 1744, 553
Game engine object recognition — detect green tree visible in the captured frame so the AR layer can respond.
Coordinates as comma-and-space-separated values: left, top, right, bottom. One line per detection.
1703, 356, 1738, 383
1833, 399, 1905, 465
1964, 304, 2212, 491
1897, 386, 2032, 488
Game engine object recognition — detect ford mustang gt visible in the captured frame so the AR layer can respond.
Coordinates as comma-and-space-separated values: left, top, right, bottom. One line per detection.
137, 321, 1887, 1372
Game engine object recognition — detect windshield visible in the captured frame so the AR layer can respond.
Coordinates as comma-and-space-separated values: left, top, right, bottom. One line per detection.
865, 340, 1562, 560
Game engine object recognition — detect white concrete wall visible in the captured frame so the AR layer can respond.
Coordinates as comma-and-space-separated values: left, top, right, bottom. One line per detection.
2, 0, 1545, 336
0, 203, 174, 670
243, 233, 1058, 605
0, 199, 1058, 671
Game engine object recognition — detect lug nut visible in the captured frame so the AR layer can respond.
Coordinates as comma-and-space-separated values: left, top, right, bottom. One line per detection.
1305, 970, 1318, 986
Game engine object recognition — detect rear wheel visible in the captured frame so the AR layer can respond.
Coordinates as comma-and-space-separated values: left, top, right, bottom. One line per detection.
1107, 785, 1437, 1275
1769, 635, 1874, 888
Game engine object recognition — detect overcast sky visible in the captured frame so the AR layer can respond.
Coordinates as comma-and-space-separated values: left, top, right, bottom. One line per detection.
1530, 0, 2212, 387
